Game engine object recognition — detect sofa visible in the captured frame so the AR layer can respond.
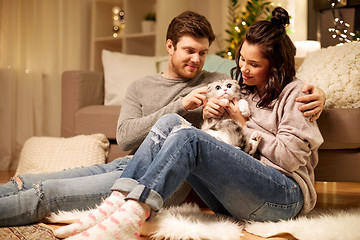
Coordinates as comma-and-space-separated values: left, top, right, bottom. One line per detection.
61, 51, 360, 182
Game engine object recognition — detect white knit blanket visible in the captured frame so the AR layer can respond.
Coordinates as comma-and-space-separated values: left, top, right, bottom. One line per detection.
15, 134, 109, 175
296, 41, 360, 108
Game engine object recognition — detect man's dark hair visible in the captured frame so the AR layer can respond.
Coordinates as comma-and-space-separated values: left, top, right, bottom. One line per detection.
166, 11, 215, 49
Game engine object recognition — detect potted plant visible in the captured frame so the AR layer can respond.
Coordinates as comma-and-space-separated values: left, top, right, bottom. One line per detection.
142, 12, 156, 33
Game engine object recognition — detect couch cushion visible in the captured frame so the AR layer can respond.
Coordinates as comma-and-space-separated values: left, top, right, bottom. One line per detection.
102, 50, 157, 106
16, 134, 109, 175
317, 108, 360, 149
75, 105, 121, 139
202, 54, 236, 76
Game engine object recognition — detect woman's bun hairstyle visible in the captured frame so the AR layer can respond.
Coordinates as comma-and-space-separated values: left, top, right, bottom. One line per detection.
231, 6, 296, 109
271, 7, 290, 30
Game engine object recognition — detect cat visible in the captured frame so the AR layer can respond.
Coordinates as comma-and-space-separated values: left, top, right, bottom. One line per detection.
201, 79, 261, 157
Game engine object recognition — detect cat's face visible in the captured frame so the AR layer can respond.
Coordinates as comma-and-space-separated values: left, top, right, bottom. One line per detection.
207, 79, 241, 101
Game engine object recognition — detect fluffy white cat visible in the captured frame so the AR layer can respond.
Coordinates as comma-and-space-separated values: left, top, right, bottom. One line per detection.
201, 79, 261, 156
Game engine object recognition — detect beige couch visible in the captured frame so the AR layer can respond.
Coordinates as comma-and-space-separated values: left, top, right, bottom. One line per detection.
61, 55, 360, 182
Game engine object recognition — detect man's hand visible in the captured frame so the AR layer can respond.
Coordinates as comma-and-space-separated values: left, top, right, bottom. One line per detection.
182, 87, 208, 111
296, 84, 326, 122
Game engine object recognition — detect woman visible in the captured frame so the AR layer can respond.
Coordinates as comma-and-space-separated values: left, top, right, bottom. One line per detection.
55, 7, 323, 239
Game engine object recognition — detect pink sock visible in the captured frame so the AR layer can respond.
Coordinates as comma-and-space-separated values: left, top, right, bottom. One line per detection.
66, 200, 151, 240
54, 191, 125, 238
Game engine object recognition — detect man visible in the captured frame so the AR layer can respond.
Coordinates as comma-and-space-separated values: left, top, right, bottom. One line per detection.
0, 11, 325, 227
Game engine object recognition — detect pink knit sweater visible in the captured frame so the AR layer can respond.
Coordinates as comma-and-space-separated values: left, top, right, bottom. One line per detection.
242, 80, 324, 214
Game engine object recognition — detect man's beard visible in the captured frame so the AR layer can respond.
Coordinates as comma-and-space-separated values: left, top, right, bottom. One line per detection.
169, 58, 201, 79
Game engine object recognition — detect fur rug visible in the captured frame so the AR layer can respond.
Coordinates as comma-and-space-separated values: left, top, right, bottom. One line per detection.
47, 203, 360, 240
245, 208, 360, 240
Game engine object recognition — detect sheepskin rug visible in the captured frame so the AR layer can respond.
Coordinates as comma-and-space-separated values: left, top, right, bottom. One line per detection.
296, 41, 360, 108
48, 203, 360, 240
245, 208, 360, 240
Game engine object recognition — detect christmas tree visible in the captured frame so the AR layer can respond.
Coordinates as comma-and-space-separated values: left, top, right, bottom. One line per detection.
217, 0, 273, 59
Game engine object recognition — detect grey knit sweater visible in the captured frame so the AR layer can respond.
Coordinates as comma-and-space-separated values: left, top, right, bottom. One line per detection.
116, 70, 229, 151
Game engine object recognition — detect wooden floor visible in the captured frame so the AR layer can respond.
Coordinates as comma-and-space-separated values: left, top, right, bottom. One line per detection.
1, 171, 360, 239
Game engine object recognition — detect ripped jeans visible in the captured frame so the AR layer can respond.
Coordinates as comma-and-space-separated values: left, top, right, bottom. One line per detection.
111, 114, 304, 222
0, 156, 130, 226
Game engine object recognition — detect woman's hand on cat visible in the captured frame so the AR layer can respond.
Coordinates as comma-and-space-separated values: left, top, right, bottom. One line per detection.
226, 100, 247, 127
296, 84, 326, 122
182, 87, 208, 111
202, 97, 227, 119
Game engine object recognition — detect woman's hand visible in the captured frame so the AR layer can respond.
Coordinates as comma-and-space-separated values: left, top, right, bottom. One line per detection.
226, 100, 247, 127
296, 84, 326, 122
202, 98, 227, 120
203, 98, 248, 127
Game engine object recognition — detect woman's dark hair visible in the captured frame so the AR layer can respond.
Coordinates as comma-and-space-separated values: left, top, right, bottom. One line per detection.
166, 11, 215, 49
231, 7, 296, 108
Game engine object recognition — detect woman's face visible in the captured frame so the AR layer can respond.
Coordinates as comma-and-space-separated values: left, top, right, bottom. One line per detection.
238, 41, 270, 92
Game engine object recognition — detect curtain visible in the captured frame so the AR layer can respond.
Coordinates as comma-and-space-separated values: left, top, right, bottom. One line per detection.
0, 0, 92, 170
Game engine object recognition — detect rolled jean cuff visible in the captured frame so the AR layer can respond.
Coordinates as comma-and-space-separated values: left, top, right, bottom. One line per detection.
110, 178, 163, 211
111, 178, 138, 192
127, 185, 163, 211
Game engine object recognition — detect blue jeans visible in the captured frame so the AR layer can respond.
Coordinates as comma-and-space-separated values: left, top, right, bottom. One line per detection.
112, 114, 304, 222
0, 157, 130, 226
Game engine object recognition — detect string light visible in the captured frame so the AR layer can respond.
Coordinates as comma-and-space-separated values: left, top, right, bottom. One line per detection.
112, 6, 125, 38
328, 0, 360, 44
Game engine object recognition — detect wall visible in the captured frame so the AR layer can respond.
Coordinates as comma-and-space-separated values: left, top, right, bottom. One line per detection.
155, 0, 227, 56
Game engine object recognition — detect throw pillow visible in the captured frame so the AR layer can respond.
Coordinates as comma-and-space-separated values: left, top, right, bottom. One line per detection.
102, 50, 157, 105
202, 54, 235, 76
296, 41, 360, 108
15, 134, 109, 175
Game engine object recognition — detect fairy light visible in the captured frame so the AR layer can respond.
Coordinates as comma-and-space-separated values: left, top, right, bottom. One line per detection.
328, 0, 359, 44
112, 6, 125, 38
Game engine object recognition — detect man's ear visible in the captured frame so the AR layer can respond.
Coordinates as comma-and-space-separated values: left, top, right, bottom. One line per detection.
166, 39, 174, 54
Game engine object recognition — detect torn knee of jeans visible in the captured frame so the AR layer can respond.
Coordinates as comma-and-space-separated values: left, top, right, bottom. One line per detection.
150, 126, 168, 144
33, 182, 44, 199
171, 119, 191, 134
150, 118, 191, 144
150, 133, 162, 145
11, 176, 24, 190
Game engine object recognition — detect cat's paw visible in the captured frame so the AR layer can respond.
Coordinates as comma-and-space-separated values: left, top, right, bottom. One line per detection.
238, 99, 250, 117
250, 131, 262, 143
247, 131, 262, 157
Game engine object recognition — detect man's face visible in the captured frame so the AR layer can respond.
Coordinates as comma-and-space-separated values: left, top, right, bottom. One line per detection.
165, 35, 209, 79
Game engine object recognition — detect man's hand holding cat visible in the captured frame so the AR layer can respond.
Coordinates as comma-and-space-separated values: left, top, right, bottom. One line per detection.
182, 87, 208, 111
